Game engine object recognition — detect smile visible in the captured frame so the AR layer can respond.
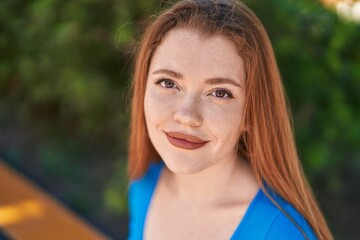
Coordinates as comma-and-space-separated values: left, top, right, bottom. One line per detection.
165, 131, 209, 150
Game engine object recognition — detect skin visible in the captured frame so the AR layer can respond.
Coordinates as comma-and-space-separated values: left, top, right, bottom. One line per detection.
143, 28, 259, 240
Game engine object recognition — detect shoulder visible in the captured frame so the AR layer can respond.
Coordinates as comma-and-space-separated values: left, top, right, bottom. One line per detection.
264, 201, 318, 240
233, 188, 317, 240
256, 189, 317, 240
128, 161, 164, 240
129, 161, 164, 204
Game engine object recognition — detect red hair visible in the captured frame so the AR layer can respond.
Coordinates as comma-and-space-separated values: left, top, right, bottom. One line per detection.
128, 0, 333, 239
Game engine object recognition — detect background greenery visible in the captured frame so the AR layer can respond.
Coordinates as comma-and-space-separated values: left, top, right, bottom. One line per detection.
0, 0, 359, 239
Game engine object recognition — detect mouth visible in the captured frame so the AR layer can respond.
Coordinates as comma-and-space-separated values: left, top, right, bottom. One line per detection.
165, 131, 209, 150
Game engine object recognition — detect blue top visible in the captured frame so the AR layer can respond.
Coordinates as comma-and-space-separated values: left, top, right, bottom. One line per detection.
128, 162, 317, 240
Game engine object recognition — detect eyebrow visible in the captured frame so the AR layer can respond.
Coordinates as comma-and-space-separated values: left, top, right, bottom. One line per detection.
152, 69, 183, 79
205, 78, 242, 88
152, 68, 242, 88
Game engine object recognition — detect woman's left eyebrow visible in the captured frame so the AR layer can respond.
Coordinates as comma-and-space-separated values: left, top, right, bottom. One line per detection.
205, 78, 242, 88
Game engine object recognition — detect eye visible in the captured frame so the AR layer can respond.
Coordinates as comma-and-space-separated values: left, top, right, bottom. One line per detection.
155, 78, 178, 89
211, 89, 234, 99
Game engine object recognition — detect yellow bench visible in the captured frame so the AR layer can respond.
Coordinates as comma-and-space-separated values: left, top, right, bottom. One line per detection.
0, 160, 110, 240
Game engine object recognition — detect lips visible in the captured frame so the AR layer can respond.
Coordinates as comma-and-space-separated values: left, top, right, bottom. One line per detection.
165, 131, 209, 150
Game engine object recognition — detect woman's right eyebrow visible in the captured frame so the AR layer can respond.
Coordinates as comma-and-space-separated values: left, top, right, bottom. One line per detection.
152, 69, 183, 79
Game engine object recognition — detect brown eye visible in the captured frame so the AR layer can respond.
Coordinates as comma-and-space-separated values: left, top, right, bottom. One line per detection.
212, 89, 233, 98
215, 90, 227, 98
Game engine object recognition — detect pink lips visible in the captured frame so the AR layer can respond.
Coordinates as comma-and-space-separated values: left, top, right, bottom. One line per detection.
165, 131, 209, 150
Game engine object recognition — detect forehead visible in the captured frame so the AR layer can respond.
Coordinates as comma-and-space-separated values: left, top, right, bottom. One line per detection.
149, 28, 245, 84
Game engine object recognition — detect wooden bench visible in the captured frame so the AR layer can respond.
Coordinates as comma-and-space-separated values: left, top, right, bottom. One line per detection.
0, 160, 110, 240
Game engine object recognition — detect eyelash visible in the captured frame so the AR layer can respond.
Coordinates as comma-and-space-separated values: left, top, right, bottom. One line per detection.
155, 78, 178, 89
211, 88, 234, 99
154, 78, 234, 99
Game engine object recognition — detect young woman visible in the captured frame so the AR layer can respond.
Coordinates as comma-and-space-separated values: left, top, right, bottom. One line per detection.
127, 0, 333, 239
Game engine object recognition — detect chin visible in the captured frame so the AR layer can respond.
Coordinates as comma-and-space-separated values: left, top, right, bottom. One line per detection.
162, 156, 208, 175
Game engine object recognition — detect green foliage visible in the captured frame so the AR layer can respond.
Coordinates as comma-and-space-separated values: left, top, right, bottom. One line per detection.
0, 0, 158, 139
104, 156, 129, 214
247, 0, 360, 184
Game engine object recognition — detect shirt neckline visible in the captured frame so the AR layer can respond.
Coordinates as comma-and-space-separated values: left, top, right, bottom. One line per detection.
141, 161, 262, 239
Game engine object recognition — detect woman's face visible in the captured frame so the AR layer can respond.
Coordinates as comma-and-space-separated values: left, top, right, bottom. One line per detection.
144, 28, 246, 174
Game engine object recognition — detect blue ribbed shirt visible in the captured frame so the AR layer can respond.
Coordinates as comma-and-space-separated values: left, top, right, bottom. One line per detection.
128, 162, 317, 240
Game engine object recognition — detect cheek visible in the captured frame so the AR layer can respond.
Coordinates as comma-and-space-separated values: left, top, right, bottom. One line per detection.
205, 104, 243, 144
144, 87, 175, 125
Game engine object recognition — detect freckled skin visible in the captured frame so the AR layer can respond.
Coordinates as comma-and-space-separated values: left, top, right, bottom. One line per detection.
144, 28, 246, 174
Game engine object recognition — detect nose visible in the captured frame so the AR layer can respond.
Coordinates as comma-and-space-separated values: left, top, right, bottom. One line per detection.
173, 95, 202, 127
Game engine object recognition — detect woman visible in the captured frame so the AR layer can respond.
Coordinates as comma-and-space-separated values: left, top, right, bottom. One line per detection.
127, 0, 333, 239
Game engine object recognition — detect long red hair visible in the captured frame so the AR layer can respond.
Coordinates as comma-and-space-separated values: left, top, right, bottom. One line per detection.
128, 0, 333, 239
